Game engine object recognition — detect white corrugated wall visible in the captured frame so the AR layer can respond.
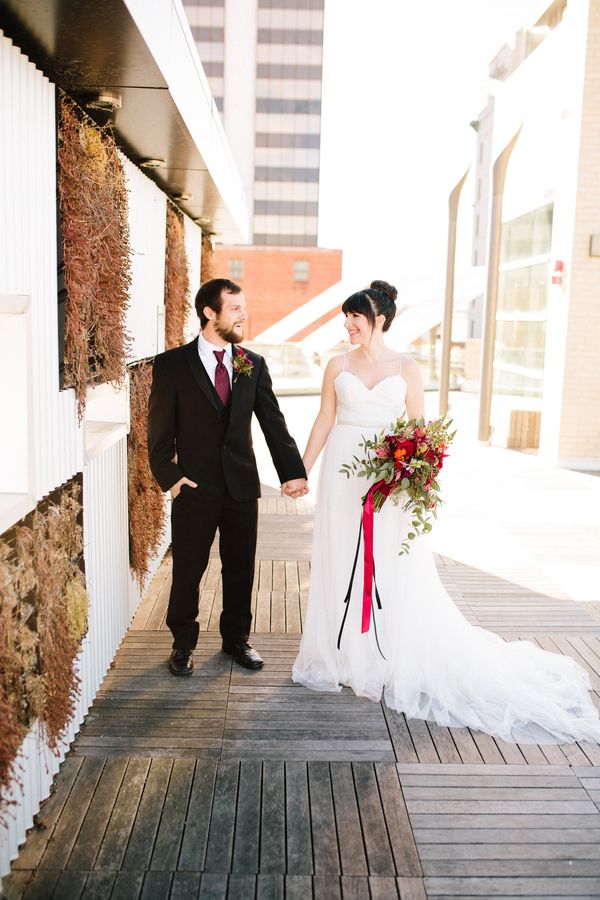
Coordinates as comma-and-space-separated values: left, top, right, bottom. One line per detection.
0, 31, 83, 504
0, 34, 171, 879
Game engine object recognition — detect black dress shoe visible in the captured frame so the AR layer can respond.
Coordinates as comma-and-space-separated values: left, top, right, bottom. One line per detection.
222, 641, 264, 670
169, 649, 194, 676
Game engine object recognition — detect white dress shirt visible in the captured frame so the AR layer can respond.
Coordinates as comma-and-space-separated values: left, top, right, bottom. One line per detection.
197, 331, 233, 387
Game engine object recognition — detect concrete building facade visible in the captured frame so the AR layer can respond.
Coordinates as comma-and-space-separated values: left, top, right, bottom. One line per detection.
471, 0, 600, 468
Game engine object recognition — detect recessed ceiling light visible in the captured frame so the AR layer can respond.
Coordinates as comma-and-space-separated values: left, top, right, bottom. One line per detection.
140, 158, 166, 169
174, 192, 192, 201
194, 216, 211, 226
83, 90, 122, 112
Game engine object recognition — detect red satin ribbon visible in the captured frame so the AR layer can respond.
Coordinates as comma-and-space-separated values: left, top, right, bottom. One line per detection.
361, 480, 390, 633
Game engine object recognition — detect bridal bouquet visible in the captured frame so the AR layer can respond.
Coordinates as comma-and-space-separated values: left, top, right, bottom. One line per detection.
340, 416, 456, 555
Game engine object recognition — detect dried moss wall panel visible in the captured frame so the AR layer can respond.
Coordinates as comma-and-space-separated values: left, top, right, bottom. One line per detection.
58, 95, 131, 417
0, 480, 88, 809
128, 362, 166, 584
164, 205, 190, 350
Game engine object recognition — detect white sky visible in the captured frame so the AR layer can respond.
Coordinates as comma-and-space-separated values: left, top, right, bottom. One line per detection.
317, 0, 547, 288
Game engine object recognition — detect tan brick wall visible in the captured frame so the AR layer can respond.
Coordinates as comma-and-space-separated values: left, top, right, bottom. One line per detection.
559, 0, 600, 460
212, 245, 342, 339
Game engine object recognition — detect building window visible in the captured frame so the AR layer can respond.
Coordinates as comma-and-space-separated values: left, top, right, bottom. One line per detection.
294, 260, 310, 282
228, 258, 244, 279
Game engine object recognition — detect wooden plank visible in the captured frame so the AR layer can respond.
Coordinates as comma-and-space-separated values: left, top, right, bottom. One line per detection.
256, 874, 284, 900
121, 758, 173, 870
178, 758, 219, 872
426, 726, 461, 764
450, 728, 484, 764
341, 876, 371, 900
285, 761, 313, 876
330, 762, 368, 876
422, 859, 600, 876
374, 764, 422, 878
203, 762, 239, 873
139, 872, 172, 900
110, 872, 144, 900
272, 561, 286, 592
13, 756, 84, 870
308, 762, 340, 874
413, 827, 600, 844
40, 757, 106, 869
313, 875, 342, 899
286, 875, 316, 900
170, 872, 201, 900
381, 707, 418, 763
259, 560, 272, 591
198, 874, 228, 900
395, 877, 427, 900
340, 876, 370, 900
404, 719, 439, 764
352, 763, 395, 876
21, 870, 61, 899
261, 760, 286, 874
231, 760, 262, 874
285, 592, 302, 634
270, 590, 286, 634
79, 871, 116, 898
149, 757, 195, 870
418, 843, 600, 860
51, 870, 87, 900
367, 877, 399, 900
255, 589, 271, 633
423, 875, 600, 896
94, 757, 151, 869
227, 874, 256, 899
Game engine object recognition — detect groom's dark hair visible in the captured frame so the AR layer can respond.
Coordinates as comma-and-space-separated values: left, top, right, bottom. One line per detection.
195, 278, 242, 328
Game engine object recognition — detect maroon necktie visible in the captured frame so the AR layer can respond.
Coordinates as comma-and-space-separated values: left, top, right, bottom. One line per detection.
213, 350, 231, 406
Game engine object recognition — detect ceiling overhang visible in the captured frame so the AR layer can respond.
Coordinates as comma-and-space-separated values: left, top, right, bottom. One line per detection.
0, 0, 249, 243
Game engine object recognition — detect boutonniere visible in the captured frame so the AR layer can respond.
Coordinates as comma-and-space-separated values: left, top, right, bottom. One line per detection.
232, 347, 254, 382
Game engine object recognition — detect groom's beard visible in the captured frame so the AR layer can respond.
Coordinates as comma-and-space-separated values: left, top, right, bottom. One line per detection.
214, 320, 244, 344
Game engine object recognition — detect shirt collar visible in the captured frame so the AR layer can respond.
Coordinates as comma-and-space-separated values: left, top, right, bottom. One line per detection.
198, 331, 233, 358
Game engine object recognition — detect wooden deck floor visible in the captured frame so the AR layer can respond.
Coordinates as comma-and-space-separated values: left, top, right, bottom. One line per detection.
4, 492, 600, 899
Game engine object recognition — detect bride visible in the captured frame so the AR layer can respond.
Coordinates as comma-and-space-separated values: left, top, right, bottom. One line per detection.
291, 280, 600, 744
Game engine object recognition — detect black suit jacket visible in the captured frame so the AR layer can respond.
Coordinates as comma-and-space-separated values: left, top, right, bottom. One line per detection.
147, 339, 306, 501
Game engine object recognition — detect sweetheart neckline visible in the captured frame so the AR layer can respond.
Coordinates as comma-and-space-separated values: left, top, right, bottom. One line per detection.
334, 371, 407, 392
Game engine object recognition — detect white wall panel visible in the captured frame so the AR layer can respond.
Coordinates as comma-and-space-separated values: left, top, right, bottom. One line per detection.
0, 437, 171, 878
183, 213, 202, 342
123, 154, 168, 363
0, 32, 83, 513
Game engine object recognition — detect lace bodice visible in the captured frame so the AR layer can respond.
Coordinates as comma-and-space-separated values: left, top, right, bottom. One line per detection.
334, 371, 407, 429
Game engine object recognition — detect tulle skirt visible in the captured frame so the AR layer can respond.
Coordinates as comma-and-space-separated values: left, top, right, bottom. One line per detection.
292, 423, 600, 745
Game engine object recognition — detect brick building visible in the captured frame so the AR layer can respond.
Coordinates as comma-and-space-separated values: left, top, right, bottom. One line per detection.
213, 245, 342, 338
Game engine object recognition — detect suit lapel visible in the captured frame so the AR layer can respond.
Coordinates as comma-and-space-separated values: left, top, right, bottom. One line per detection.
184, 339, 222, 415
228, 344, 248, 423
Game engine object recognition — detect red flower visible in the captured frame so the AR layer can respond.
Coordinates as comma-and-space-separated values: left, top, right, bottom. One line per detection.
393, 439, 416, 468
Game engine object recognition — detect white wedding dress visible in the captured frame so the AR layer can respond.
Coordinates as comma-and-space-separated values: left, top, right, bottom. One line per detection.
292, 369, 600, 744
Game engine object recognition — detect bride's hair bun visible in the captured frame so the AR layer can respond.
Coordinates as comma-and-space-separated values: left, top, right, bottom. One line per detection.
370, 280, 397, 303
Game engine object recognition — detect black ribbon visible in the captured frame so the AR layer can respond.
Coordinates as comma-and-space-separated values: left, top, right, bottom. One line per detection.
336, 498, 387, 660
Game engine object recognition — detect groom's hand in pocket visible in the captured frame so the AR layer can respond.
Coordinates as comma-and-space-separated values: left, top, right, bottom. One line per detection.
170, 477, 198, 500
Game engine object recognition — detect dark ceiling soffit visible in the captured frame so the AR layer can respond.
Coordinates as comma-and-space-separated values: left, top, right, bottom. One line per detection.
0, 0, 229, 229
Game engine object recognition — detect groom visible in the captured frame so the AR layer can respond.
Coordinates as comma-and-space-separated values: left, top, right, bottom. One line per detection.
148, 278, 307, 675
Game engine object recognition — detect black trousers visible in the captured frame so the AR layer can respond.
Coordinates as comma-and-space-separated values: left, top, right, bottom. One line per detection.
167, 486, 258, 650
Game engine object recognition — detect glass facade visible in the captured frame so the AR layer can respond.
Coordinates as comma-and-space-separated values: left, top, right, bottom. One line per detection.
493, 204, 553, 398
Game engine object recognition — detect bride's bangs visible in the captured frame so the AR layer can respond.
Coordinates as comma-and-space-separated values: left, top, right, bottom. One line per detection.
341, 291, 376, 326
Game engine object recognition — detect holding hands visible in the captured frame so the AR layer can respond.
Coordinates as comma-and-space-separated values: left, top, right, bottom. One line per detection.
281, 478, 309, 499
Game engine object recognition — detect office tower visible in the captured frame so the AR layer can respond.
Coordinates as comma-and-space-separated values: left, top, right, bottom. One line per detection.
183, 0, 325, 247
